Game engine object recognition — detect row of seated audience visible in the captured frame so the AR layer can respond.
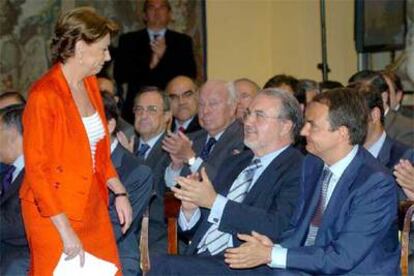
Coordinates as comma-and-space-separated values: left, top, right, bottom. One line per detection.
1, 68, 414, 275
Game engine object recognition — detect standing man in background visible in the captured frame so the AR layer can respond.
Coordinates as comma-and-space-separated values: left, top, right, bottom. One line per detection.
114, 0, 197, 123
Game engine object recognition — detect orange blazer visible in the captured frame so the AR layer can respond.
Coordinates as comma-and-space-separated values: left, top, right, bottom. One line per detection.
20, 64, 117, 221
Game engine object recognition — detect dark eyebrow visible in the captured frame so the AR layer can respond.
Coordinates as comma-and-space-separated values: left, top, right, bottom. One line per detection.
169, 90, 193, 96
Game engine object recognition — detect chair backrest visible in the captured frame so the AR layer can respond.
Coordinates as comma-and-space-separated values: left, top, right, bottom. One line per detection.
140, 207, 150, 275
164, 191, 181, 254
400, 201, 414, 276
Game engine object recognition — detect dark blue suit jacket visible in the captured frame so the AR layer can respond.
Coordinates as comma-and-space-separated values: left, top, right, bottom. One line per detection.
0, 170, 30, 276
114, 29, 197, 123
280, 147, 400, 275
378, 135, 414, 171
109, 143, 153, 276
183, 145, 303, 255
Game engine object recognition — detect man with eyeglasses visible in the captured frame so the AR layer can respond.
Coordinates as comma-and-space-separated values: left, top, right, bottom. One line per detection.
234, 78, 260, 121
166, 76, 201, 134
149, 88, 303, 275
223, 88, 399, 275
121, 86, 173, 254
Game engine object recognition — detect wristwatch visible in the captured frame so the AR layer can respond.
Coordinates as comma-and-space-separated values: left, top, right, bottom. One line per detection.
187, 156, 196, 166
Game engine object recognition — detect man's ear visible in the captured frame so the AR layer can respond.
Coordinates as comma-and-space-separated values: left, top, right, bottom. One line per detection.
108, 118, 116, 135
337, 125, 351, 144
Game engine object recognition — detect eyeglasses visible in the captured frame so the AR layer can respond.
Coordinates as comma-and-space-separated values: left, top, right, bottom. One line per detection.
133, 105, 162, 115
243, 109, 280, 122
168, 90, 195, 102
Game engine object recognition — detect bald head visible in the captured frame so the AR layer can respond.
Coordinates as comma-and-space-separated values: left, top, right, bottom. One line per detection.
234, 78, 260, 120
166, 76, 198, 124
198, 80, 237, 136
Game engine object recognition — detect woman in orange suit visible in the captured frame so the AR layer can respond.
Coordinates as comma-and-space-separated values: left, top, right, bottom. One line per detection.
20, 7, 132, 275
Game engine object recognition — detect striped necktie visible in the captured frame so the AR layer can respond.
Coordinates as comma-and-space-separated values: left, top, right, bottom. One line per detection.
304, 167, 333, 246
197, 159, 262, 255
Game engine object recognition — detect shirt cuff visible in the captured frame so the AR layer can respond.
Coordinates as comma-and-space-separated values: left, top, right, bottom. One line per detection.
164, 163, 182, 188
178, 207, 201, 230
268, 244, 287, 269
189, 157, 203, 173
208, 194, 228, 225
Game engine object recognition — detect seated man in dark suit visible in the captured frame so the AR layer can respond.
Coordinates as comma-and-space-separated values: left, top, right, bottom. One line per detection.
224, 88, 400, 275
0, 105, 29, 276
348, 83, 414, 170
349, 70, 414, 147
149, 88, 304, 275
163, 80, 245, 187
98, 76, 135, 140
0, 92, 26, 174
114, 0, 197, 123
166, 76, 201, 134
102, 92, 153, 275
119, 87, 172, 254
384, 70, 414, 119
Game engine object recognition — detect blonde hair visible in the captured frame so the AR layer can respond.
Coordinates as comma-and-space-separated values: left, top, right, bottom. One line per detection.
51, 6, 118, 64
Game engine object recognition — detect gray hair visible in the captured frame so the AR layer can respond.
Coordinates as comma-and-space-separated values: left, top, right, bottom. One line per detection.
259, 88, 303, 142
134, 86, 170, 112
234, 78, 261, 91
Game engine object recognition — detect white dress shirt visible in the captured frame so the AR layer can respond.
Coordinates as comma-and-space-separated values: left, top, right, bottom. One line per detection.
164, 131, 224, 187
139, 131, 164, 160
178, 145, 289, 246
367, 131, 386, 158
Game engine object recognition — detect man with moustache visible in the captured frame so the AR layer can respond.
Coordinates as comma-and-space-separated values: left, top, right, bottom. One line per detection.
149, 88, 304, 275
166, 76, 201, 134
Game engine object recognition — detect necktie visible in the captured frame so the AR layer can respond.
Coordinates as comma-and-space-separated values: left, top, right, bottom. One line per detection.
304, 167, 333, 246
178, 126, 185, 133
153, 33, 159, 41
200, 137, 217, 161
1, 165, 16, 195
137, 143, 150, 159
197, 159, 262, 255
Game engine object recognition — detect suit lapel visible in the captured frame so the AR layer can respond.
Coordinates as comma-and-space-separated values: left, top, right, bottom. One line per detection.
52, 65, 94, 171
209, 121, 241, 157
111, 144, 124, 169
145, 134, 165, 168
316, 149, 363, 243
377, 136, 392, 167
243, 146, 290, 204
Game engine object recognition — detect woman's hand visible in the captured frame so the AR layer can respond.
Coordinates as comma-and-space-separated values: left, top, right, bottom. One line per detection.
107, 177, 133, 233
115, 195, 133, 234
51, 213, 85, 266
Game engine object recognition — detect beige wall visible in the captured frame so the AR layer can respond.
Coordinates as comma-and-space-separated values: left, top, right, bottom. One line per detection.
206, 0, 357, 86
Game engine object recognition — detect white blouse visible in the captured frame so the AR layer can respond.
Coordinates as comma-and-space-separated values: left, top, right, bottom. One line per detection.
81, 112, 105, 170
